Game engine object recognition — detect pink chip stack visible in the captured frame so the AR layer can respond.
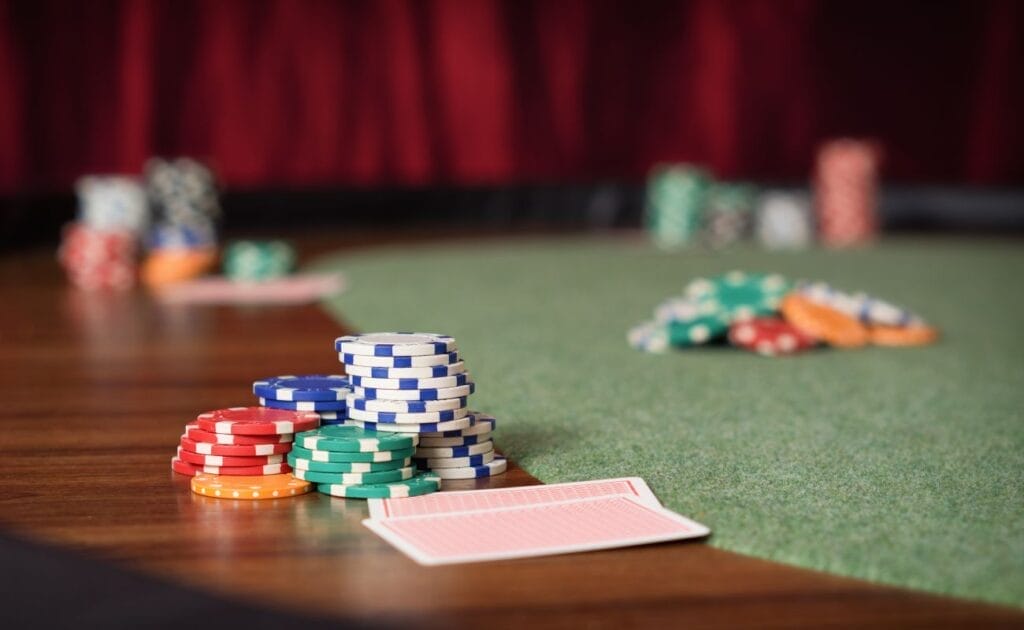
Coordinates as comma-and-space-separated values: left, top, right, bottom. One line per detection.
813, 139, 882, 248
58, 222, 138, 290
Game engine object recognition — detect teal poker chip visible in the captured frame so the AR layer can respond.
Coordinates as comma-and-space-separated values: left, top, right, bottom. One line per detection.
289, 444, 414, 464
287, 454, 411, 473
317, 472, 442, 499
683, 271, 791, 321
293, 465, 414, 485
295, 425, 417, 453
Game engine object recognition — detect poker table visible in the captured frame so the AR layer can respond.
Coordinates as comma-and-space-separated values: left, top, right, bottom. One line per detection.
1, 231, 1021, 627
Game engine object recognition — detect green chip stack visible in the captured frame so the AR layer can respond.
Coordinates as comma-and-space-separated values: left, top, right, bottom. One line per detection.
223, 240, 296, 282
645, 164, 711, 250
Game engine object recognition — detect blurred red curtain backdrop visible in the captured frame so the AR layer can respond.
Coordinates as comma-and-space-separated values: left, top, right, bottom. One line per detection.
0, 0, 1021, 193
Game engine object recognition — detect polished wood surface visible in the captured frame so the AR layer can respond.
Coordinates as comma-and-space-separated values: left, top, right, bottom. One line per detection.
0, 240, 1020, 628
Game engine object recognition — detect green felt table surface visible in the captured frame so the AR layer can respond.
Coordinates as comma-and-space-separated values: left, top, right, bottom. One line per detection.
314, 234, 1024, 608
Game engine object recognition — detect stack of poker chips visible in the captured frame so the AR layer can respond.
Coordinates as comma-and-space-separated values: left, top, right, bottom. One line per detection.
338, 333, 508, 481
253, 375, 351, 426
702, 183, 755, 249
141, 158, 220, 287
223, 240, 296, 282
645, 164, 711, 250
754, 191, 814, 250
58, 176, 149, 290
814, 139, 881, 248
171, 407, 320, 477
289, 425, 441, 499
628, 270, 939, 356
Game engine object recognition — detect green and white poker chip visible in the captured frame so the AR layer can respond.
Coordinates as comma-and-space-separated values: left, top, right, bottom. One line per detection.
317, 471, 441, 499
295, 425, 417, 453
684, 271, 791, 321
289, 444, 414, 464
287, 454, 412, 473
292, 466, 414, 485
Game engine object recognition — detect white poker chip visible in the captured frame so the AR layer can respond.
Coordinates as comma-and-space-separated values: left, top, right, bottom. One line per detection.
413, 447, 495, 469
347, 394, 467, 413
348, 406, 469, 425
345, 416, 472, 434
334, 333, 457, 357
339, 351, 461, 368
343, 361, 467, 380
427, 456, 508, 480
349, 372, 471, 391
414, 439, 493, 458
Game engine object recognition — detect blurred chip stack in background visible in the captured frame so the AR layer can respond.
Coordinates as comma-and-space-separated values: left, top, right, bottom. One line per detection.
645, 164, 710, 250
814, 139, 881, 248
57, 176, 148, 290
223, 240, 296, 282
141, 158, 221, 287
703, 183, 756, 249
754, 191, 814, 250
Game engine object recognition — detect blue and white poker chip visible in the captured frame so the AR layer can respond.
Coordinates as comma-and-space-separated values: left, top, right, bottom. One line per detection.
427, 456, 507, 480
345, 416, 472, 434
260, 397, 347, 412
797, 281, 924, 327
349, 372, 470, 391
418, 412, 496, 438
413, 447, 494, 469
354, 382, 475, 401
417, 432, 492, 448
340, 351, 460, 368
348, 406, 469, 425
316, 411, 346, 425
334, 333, 457, 357
348, 395, 467, 413
343, 361, 466, 380
253, 375, 351, 402
414, 440, 493, 458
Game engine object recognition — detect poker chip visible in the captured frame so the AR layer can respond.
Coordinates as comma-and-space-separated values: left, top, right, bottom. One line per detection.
289, 444, 415, 464
345, 416, 472, 434
334, 333, 457, 357
348, 395, 467, 413
317, 472, 442, 499
418, 412, 497, 438
780, 294, 869, 348
75, 176, 149, 234
755, 191, 813, 250
296, 425, 417, 453
645, 164, 710, 249
414, 440, 493, 458
417, 432, 492, 448
427, 456, 508, 480
348, 372, 471, 391
684, 271, 791, 321
343, 361, 466, 380
171, 457, 290, 477
413, 447, 495, 469
627, 320, 672, 353
868, 324, 940, 347
292, 466, 415, 485
259, 397, 348, 412
190, 473, 311, 500
354, 382, 475, 401
727, 317, 818, 357
196, 407, 320, 435
814, 139, 880, 248
796, 282, 924, 327
179, 436, 292, 457
347, 406, 469, 425
667, 316, 730, 346
185, 423, 293, 445
223, 240, 295, 282
317, 411, 345, 425
703, 183, 755, 249
341, 351, 460, 368
176, 446, 286, 467
287, 455, 412, 473
252, 375, 351, 402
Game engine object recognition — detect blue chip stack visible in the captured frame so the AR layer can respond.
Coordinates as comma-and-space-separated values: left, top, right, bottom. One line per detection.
144, 157, 220, 253
335, 333, 507, 481
252, 375, 352, 425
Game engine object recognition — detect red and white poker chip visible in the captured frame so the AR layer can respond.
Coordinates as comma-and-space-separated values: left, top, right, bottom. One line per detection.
176, 445, 286, 467
170, 457, 292, 477
728, 317, 817, 357
195, 407, 320, 436
179, 435, 292, 457
185, 422, 295, 445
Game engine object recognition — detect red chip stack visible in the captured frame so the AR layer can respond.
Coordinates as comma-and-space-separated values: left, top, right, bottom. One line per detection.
57, 222, 138, 290
814, 139, 881, 248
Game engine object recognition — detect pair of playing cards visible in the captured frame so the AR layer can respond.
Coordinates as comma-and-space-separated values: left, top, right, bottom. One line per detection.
364, 477, 710, 565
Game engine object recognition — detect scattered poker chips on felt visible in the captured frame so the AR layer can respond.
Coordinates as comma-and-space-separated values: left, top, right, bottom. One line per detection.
629, 271, 939, 356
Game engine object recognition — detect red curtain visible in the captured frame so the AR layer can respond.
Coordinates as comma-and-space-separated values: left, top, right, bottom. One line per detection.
0, 0, 1021, 193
